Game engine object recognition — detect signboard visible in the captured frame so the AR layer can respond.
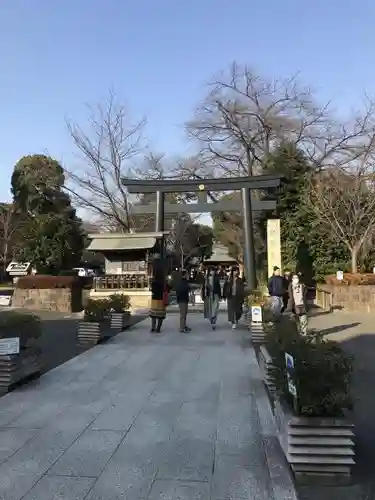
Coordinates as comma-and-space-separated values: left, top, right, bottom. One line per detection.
336, 270, 344, 281
0, 337, 20, 355
6, 261, 31, 276
251, 305, 263, 323
285, 352, 297, 397
0, 296, 11, 307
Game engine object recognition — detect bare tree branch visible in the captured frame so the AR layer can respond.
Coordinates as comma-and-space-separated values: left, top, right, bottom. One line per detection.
65, 90, 147, 232
304, 163, 375, 273
186, 63, 375, 179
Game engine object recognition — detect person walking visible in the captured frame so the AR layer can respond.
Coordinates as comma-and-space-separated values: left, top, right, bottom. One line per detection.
286, 273, 308, 335
149, 256, 166, 333
224, 267, 245, 329
176, 270, 191, 333
282, 270, 292, 312
202, 267, 222, 329
267, 266, 285, 316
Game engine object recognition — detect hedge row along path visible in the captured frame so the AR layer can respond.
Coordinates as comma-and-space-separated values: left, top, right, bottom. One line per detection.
0, 313, 296, 500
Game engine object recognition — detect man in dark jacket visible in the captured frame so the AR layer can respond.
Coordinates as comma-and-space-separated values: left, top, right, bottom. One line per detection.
176, 270, 191, 333
268, 266, 285, 315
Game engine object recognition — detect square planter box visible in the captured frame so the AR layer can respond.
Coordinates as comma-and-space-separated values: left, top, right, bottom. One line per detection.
0, 346, 42, 393
250, 322, 265, 344
110, 311, 131, 331
77, 321, 112, 345
257, 345, 276, 393
258, 345, 355, 485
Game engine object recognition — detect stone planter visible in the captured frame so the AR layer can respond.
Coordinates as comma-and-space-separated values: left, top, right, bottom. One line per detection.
257, 345, 276, 393
250, 322, 265, 344
258, 345, 355, 485
77, 321, 112, 345
110, 311, 131, 331
0, 347, 42, 393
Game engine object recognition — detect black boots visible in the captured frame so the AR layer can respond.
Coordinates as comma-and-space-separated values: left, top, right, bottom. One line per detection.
151, 318, 163, 333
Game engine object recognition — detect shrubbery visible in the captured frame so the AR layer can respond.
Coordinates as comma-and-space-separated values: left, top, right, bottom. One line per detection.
0, 311, 41, 347
16, 275, 93, 290
108, 294, 130, 313
325, 273, 375, 286
16, 275, 80, 289
265, 316, 353, 417
84, 294, 131, 322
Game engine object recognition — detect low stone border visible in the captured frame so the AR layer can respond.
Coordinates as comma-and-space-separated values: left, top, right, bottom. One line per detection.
0, 347, 41, 394
257, 344, 355, 485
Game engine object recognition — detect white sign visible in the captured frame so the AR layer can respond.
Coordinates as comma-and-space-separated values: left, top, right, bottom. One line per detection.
0, 296, 11, 306
285, 352, 297, 397
336, 270, 344, 281
251, 305, 263, 323
6, 261, 31, 276
0, 337, 20, 355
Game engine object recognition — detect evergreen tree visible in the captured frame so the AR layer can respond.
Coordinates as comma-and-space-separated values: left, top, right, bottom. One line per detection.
262, 142, 347, 281
11, 155, 84, 273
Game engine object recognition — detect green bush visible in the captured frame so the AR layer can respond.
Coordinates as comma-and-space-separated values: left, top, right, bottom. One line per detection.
84, 298, 111, 322
265, 316, 353, 417
0, 311, 41, 347
108, 294, 131, 313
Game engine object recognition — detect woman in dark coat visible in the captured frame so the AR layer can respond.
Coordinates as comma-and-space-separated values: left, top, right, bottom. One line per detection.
224, 267, 245, 329
202, 267, 222, 329
149, 256, 167, 333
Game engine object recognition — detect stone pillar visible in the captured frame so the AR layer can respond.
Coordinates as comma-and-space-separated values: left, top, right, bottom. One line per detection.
267, 219, 281, 278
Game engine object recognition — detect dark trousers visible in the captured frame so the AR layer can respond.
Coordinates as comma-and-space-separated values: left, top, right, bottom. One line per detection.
151, 317, 163, 332
179, 302, 188, 331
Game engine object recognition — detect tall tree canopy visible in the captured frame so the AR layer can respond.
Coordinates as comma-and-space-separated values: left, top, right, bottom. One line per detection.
11, 155, 85, 273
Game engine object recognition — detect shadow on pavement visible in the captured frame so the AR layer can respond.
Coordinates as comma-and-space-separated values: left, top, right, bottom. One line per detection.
316, 322, 361, 337
2, 311, 147, 383
300, 332, 375, 500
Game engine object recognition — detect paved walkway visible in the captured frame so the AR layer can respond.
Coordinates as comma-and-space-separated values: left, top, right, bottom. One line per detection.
0, 313, 296, 500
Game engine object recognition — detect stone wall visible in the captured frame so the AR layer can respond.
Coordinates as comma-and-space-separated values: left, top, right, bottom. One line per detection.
12, 288, 80, 313
320, 284, 375, 312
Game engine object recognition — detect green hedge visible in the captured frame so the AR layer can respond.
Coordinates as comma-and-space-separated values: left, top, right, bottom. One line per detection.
264, 316, 353, 417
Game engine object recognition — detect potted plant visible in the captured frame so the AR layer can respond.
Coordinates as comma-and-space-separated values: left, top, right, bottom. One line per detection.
257, 316, 355, 485
77, 298, 111, 345
108, 294, 131, 331
0, 311, 42, 393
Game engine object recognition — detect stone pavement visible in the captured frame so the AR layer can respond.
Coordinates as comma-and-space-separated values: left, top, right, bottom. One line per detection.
0, 313, 297, 500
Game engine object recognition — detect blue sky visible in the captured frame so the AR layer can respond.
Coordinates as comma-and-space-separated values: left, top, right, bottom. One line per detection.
1, 0, 375, 207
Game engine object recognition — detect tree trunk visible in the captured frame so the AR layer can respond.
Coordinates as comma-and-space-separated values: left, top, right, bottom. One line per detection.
351, 246, 359, 274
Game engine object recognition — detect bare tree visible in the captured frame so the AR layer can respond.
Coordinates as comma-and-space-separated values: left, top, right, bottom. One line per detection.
305, 167, 375, 273
65, 91, 147, 232
185, 63, 375, 178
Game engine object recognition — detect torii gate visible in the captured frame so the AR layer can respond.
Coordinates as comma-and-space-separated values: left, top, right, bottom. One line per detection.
122, 174, 281, 290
